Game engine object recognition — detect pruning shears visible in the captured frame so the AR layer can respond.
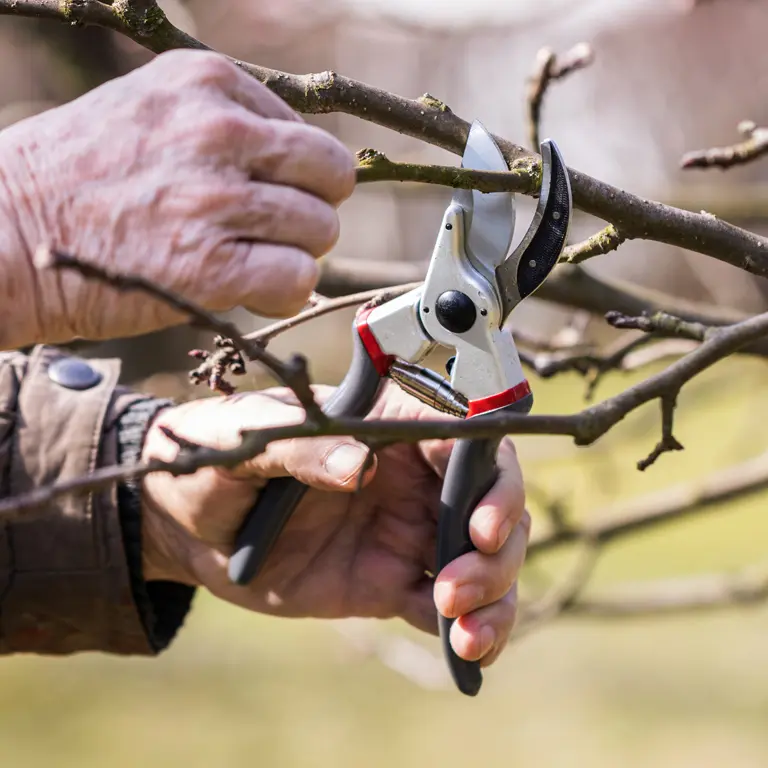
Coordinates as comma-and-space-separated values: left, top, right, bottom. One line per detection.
228, 121, 572, 697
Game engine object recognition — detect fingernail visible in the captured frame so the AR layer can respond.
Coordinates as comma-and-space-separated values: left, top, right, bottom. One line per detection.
435, 582, 483, 616
474, 509, 497, 544
479, 625, 495, 656
323, 443, 368, 482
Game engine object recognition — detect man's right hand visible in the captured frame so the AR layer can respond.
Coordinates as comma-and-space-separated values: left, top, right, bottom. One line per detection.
0, 49, 355, 348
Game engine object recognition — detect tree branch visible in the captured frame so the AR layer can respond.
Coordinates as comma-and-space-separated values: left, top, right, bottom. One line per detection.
560, 224, 627, 265
567, 565, 768, 618
189, 283, 421, 395
522, 332, 652, 400
34, 245, 327, 423
2, 1, 767, 278
681, 120, 768, 170
528, 448, 768, 557
526, 43, 594, 150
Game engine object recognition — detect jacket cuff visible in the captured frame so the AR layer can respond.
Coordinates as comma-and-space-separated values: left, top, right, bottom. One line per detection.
0, 346, 181, 655
116, 397, 196, 653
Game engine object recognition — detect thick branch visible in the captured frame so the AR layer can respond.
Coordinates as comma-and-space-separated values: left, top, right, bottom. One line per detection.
2, 1, 767, 277
6, 301, 768, 517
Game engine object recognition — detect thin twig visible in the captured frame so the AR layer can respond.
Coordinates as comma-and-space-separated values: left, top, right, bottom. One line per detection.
636, 393, 684, 471
245, 282, 421, 346
188, 283, 421, 396
526, 43, 594, 150
521, 332, 653, 400
34, 245, 327, 424
560, 224, 627, 265
681, 120, 768, 170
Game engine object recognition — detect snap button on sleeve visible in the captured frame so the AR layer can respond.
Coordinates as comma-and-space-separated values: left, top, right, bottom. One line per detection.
47, 357, 103, 390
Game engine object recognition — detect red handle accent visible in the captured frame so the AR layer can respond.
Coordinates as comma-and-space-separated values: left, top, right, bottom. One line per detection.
355, 307, 394, 376
467, 380, 532, 417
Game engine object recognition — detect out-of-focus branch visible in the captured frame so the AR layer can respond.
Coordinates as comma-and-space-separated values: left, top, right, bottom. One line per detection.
526, 43, 594, 150
566, 565, 768, 618
681, 120, 768, 170
528, 448, 768, 557
506, 453, 768, 640
521, 332, 652, 400
606, 309, 712, 342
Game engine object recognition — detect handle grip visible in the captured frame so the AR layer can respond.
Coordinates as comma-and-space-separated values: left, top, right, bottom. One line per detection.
228, 331, 383, 585
436, 393, 533, 697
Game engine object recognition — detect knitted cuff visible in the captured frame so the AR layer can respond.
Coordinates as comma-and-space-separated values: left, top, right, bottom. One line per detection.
116, 396, 196, 653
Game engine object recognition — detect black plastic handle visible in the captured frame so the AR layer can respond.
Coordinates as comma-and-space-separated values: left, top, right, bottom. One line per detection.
436, 393, 533, 697
228, 330, 384, 585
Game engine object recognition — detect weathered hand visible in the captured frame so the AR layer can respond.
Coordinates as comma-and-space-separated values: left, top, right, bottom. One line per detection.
0, 49, 355, 347
141, 384, 529, 666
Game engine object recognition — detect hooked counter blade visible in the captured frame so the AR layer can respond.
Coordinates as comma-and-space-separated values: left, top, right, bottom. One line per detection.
495, 139, 572, 322
452, 121, 515, 286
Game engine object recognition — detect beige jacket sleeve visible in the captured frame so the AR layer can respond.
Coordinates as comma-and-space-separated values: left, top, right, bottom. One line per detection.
0, 345, 195, 655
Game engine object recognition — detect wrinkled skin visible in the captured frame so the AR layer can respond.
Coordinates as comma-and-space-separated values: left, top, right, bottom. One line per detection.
0, 49, 355, 347
142, 384, 529, 666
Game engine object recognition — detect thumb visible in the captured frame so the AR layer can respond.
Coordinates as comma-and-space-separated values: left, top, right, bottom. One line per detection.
238, 434, 378, 492
161, 392, 379, 493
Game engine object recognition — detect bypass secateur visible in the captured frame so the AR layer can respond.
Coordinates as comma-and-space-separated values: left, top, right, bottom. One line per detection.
228, 121, 572, 697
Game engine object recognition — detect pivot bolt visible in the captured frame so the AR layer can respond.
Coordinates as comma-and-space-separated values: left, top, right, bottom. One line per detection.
434, 290, 476, 334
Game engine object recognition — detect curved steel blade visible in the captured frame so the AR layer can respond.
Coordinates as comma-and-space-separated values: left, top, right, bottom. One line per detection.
452, 121, 515, 286
495, 139, 572, 322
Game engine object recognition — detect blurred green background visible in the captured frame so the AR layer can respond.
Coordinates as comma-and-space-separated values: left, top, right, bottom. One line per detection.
3, 350, 768, 768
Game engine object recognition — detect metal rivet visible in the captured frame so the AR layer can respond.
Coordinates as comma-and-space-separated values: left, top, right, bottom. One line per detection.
48, 358, 102, 391
480, 308, 488, 316
529, 259, 537, 268
553, 211, 561, 220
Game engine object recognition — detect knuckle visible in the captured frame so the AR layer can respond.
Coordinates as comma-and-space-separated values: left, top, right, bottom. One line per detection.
204, 111, 247, 141
186, 51, 240, 88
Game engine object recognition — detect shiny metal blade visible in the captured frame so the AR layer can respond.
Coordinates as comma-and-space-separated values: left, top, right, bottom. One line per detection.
452, 121, 515, 285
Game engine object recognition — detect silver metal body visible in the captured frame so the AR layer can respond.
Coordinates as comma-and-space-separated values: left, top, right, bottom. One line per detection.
363, 120, 571, 411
